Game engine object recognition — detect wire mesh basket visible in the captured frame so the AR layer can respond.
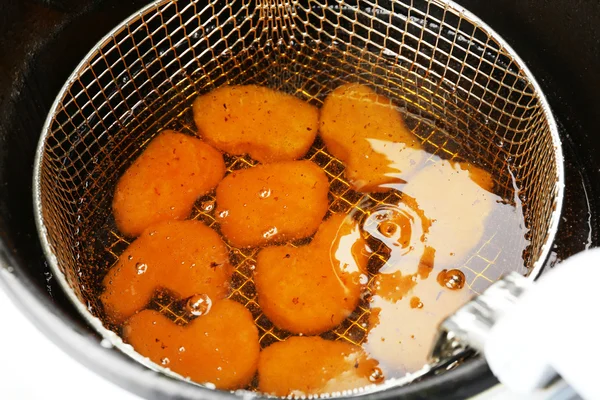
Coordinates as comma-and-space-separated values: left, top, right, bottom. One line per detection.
34, 0, 563, 395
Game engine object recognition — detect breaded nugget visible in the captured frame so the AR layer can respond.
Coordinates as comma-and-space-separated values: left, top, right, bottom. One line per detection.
401, 159, 495, 265
113, 130, 225, 237
258, 336, 379, 396
193, 85, 319, 163
123, 300, 259, 390
215, 160, 329, 248
101, 220, 232, 322
320, 83, 425, 192
255, 214, 369, 335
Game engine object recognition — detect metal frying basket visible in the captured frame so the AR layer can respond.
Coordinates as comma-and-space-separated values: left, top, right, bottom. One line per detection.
34, 0, 563, 395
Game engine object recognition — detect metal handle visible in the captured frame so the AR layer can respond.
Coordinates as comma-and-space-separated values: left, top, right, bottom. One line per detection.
433, 249, 600, 399
430, 271, 531, 361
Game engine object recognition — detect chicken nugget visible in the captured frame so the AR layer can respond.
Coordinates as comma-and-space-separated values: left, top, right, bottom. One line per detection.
320, 83, 425, 192
258, 336, 379, 396
255, 214, 369, 335
101, 220, 232, 323
215, 160, 329, 248
401, 159, 495, 266
193, 85, 319, 163
113, 130, 225, 237
123, 300, 259, 390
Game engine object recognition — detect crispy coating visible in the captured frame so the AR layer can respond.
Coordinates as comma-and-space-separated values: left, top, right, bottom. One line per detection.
113, 130, 225, 237
320, 83, 424, 192
215, 160, 329, 248
401, 159, 495, 265
101, 220, 232, 323
123, 300, 259, 390
258, 336, 379, 397
255, 214, 368, 335
193, 85, 319, 163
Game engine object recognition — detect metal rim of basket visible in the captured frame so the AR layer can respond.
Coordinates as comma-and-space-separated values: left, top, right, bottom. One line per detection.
32, 0, 564, 397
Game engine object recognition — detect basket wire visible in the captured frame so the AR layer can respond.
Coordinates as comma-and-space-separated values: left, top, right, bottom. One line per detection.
35, 0, 562, 394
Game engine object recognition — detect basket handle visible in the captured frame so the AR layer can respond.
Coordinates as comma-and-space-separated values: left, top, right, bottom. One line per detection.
431, 249, 600, 399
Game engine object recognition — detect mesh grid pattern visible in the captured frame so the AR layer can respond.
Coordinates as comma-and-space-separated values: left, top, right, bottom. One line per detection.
36, 0, 561, 389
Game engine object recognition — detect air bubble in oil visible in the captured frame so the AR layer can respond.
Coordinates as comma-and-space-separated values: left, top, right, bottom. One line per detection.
201, 200, 215, 211
135, 263, 148, 275
186, 294, 212, 316
218, 210, 229, 218
360, 287, 373, 302
368, 367, 384, 383
437, 269, 465, 290
378, 220, 398, 238
263, 227, 278, 239
259, 188, 271, 199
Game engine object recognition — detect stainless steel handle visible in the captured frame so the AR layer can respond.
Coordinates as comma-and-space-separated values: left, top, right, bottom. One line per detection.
430, 272, 531, 361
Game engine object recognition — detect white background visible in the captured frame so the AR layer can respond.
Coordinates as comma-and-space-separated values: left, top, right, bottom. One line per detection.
0, 286, 141, 400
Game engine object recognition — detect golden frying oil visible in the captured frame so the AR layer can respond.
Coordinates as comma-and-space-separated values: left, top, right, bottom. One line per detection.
95, 82, 529, 394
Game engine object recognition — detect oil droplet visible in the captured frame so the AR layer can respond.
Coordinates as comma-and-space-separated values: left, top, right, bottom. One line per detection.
161, 357, 170, 365
410, 296, 423, 309
258, 187, 271, 199
186, 294, 212, 316
179, 346, 186, 353
437, 269, 466, 290
378, 220, 398, 238
218, 210, 229, 218
217, 366, 222, 371
263, 226, 278, 239
362, 205, 416, 250
128, 255, 133, 261
201, 200, 215, 211
369, 367, 384, 383
149, 231, 156, 236
135, 263, 148, 275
